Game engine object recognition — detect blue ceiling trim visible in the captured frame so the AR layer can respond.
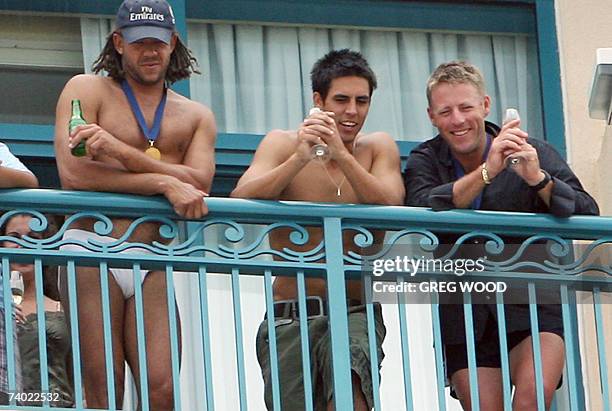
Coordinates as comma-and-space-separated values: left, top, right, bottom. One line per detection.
1, 0, 535, 35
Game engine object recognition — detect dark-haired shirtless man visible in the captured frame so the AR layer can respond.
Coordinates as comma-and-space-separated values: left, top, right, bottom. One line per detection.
232, 49, 404, 411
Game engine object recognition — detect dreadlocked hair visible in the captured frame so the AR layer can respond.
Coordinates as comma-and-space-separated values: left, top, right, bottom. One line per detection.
91, 32, 200, 85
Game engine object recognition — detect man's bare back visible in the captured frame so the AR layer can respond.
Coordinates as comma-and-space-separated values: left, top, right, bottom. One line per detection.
55, 74, 216, 243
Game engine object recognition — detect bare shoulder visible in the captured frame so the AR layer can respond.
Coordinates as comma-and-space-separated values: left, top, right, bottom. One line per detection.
264, 128, 297, 144
60, 74, 113, 106
63, 73, 105, 88
356, 131, 398, 152
63, 74, 117, 95
260, 128, 297, 151
56, 75, 119, 126
251, 129, 296, 161
167, 90, 215, 126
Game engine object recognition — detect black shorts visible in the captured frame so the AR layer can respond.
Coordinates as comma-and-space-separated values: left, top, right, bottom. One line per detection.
444, 315, 564, 398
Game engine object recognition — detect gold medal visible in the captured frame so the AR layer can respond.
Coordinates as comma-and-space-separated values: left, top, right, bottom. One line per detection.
121, 81, 167, 162
145, 144, 161, 160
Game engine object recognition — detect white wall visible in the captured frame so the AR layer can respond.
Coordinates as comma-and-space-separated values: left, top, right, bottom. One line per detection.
555, 2, 612, 409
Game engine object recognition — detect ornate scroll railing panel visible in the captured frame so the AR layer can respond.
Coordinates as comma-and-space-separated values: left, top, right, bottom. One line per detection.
0, 189, 609, 411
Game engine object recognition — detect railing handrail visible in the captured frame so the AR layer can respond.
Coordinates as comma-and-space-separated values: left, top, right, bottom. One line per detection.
0, 189, 609, 411
1, 188, 611, 237
0, 188, 610, 238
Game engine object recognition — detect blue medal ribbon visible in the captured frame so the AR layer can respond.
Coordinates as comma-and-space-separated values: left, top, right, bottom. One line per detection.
121, 79, 167, 147
451, 134, 492, 210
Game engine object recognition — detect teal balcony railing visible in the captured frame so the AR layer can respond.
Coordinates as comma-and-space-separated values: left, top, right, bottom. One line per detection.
0, 189, 610, 411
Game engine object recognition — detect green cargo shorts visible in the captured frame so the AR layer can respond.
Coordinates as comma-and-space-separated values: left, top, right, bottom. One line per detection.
256, 302, 385, 411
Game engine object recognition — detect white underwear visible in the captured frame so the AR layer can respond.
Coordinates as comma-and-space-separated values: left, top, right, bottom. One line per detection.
60, 229, 152, 299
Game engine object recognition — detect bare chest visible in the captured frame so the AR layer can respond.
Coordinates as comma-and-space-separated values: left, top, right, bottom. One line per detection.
282, 155, 373, 203
97, 99, 193, 162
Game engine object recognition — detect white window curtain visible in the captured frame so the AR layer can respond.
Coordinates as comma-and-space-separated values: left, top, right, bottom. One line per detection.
188, 22, 544, 141
80, 18, 544, 142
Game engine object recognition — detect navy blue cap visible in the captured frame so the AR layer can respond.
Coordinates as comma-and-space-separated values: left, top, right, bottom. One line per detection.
116, 0, 176, 44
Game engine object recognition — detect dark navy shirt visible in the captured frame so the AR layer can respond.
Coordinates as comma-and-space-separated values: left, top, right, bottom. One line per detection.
404, 122, 599, 217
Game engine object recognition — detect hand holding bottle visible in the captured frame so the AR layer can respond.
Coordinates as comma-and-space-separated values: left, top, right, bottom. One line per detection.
308, 107, 331, 162
69, 99, 87, 157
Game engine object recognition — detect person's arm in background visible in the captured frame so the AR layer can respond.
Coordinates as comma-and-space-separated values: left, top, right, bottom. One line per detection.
0, 143, 38, 188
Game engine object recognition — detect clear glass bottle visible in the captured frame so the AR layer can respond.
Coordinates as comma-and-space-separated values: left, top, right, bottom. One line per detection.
504, 108, 521, 166
308, 107, 331, 162
10, 270, 23, 305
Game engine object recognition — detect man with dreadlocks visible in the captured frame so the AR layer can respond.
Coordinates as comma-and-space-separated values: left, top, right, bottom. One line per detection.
53, 0, 215, 409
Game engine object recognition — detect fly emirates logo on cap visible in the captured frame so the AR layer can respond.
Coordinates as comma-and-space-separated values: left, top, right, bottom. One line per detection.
130, 5, 175, 24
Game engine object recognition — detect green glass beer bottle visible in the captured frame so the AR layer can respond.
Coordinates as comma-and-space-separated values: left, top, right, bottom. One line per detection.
69, 99, 87, 157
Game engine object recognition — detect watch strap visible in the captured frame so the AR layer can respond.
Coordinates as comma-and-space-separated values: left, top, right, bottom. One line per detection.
529, 169, 551, 191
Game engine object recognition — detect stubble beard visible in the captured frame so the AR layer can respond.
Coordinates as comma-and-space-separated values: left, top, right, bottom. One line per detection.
123, 57, 167, 86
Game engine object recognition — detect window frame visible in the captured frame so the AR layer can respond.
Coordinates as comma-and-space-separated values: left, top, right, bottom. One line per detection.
0, 0, 566, 159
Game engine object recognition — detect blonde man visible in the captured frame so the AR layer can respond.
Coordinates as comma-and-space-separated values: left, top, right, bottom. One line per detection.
405, 61, 598, 410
